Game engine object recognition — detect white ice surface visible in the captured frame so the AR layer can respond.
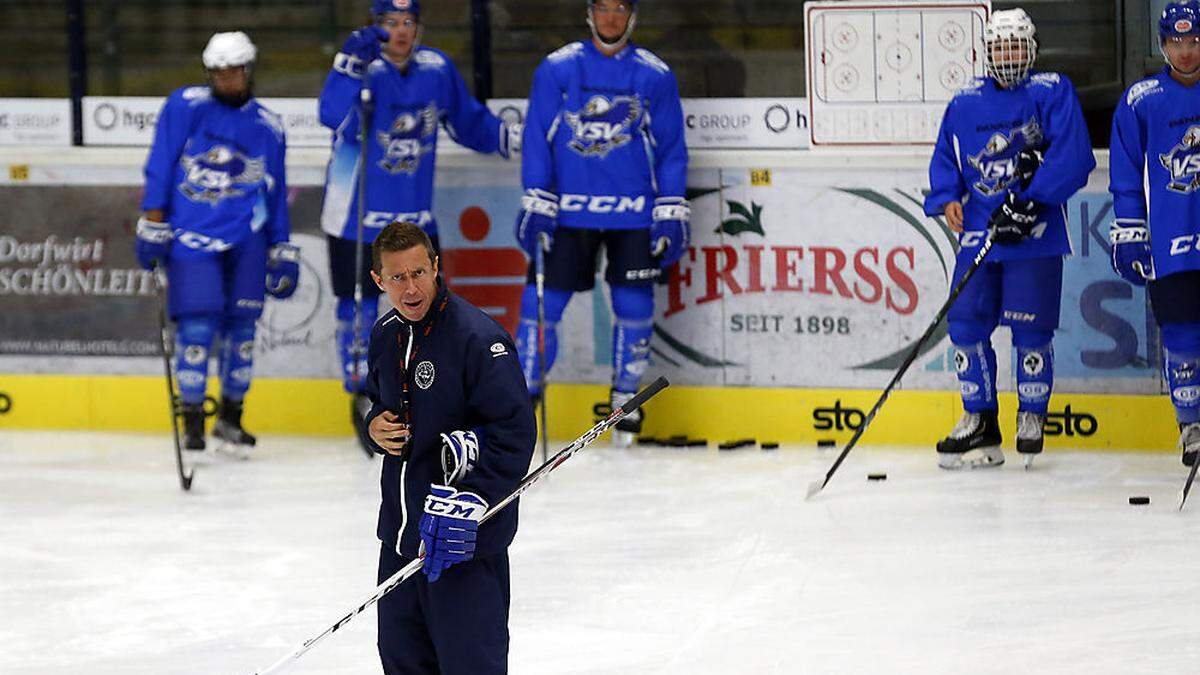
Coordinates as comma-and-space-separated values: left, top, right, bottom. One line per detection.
2, 431, 1200, 675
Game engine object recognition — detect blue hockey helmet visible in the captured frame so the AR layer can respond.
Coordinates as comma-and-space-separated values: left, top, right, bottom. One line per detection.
373, 0, 419, 18
1161, 1, 1200, 40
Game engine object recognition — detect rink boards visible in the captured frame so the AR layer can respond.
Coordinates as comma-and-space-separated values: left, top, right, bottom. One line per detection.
0, 374, 1179, 452
0, 146, 1177, 451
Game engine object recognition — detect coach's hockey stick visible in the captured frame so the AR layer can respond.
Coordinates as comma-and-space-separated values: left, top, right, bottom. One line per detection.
806, 238, 993, 500
349, 81, 375, 458
251, 376, 670, 675
1180, 453, 1200, 511
535, 234, 549, 463
151, 265, 193, 491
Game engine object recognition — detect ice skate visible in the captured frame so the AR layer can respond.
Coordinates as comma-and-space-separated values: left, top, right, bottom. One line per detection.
610, 390, 641, 449
211, 397, 256, 460
1180, 422, 1200, 467
181, 403, 207, 452
936, 410, 1004, 470
1016, 411, 1045, 469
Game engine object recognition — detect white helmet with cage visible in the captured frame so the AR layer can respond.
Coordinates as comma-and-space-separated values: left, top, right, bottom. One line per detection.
202, 31, 257, 71
587, 0, 638, 52
984, 8, 1037, 88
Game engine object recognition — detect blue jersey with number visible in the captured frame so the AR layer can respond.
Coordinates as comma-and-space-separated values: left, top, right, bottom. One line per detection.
141, 86, 290, 250
319, 46, 509, 243
522, 40, 688, 230
1110, 67, 1200, 279
924, 72, 1095, 261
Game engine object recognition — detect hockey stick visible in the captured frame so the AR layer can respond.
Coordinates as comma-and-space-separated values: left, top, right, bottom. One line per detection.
151, 265, 193, 491
1180, 454, 1200, 511
251, 375, 670, 675
805, 237, 994, 500
535, 234, 549, 463
350, 81, 375, 459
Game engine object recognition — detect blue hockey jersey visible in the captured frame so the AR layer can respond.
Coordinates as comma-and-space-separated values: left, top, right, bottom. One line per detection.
924, 72, 1095, 261
319, 46, 509, 243
1110, 67, 1200, 280
142, 86, 290, 250
523, 40, 687, 230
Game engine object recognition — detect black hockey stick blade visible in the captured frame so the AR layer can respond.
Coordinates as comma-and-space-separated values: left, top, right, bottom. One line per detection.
620, 376, 669, 414
1180, 456, 1200, 511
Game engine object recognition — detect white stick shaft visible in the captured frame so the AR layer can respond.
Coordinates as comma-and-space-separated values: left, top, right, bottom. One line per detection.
254, 557, 423, 675
250, 376, 668, 675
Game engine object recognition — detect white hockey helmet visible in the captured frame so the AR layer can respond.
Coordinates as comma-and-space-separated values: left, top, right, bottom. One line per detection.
984, 8, 1037, 88
587, 0, 638, 52
202, 31, 257, 70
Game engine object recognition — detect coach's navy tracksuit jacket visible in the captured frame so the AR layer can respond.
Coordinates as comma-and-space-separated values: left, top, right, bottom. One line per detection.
363, 280, 536, 558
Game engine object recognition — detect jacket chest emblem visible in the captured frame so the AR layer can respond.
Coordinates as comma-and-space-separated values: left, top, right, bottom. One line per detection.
414, 360, 436, 389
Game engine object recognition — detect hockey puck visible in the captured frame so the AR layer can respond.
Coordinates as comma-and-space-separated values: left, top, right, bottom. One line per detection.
687, 439, 708, 447
817, 439, 836, 449
718, 441, 741, 451
1128, 496, 1150, 506
761, 442, 779, 450
868, 473, 887, 481
667, 437, 690, 448
637, 436, 660, 446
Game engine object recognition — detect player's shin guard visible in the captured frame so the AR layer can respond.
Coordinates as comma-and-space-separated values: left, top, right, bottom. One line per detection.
217, 317, 257, 401
336, 297, 376, 394
1014, 333, 1054, 415
949, 339, 998, 413
214, 317, 258, 455
1162, 323, 1200, 466
175, 315, 218, 406
610, 284, 654, 447
1014, 330, 1053, 463
516, 284, 569, 398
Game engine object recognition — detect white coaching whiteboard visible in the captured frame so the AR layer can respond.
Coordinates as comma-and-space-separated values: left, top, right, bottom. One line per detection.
806, 1, 990, 146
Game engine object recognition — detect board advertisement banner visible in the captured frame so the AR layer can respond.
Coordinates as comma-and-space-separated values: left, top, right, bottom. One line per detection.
0, 165, 1160, 399
0, 99, 71, 146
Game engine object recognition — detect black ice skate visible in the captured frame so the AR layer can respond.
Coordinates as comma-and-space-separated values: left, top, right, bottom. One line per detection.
181, 403, 207, 452
211, 397, 256, 459
937, 409, 1003, 470
611, 390, 642, 449
1180, 422, 1200, 467
350, 392, 376, 458
1015, 411, 1045, 469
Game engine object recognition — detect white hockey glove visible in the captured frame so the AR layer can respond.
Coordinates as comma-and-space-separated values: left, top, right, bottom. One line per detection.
440, 429, 480, 485
1110, 221, 1153, 287
136, 217, 172, 270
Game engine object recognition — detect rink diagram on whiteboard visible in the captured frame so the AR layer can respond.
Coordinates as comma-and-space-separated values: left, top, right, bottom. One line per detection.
806, 2, 989, 145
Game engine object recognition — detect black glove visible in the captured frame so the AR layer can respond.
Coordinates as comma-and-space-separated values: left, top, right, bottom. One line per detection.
1014, 148, 1044, 188
988, 192, 1040, 245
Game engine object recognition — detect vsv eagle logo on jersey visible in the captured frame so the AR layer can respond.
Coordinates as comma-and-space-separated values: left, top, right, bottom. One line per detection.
565, 95, 642, 158
376, 103, 437, 175
178, 145, 265, 205
966, 119, 1043, 197
1159, 125, 1200, 194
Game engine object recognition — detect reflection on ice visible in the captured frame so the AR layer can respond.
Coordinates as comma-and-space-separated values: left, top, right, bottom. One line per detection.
1, 431, 1196, 674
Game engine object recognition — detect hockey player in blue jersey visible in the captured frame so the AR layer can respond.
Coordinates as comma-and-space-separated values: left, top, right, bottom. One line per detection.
924, 9, 1094, 469
362, 222, 535, 674
135, 31, 298, 456
514, 0, 689, 447
319, 0, 517, 452
1110, 1, 1200, 468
